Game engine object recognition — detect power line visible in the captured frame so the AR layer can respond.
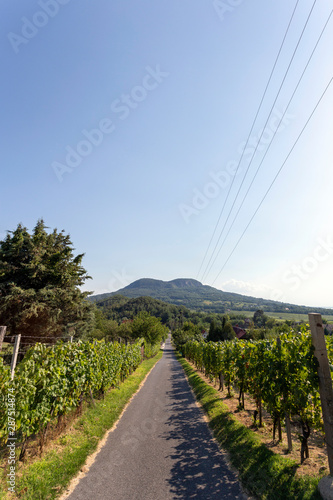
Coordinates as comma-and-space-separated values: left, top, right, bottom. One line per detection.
210, 73, 333, 286
200, 0, 317, 283
204, 7, 333, 281
196, 0, 301, 281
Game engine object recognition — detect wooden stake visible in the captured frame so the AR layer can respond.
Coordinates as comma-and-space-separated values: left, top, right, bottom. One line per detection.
309, 313, 333, 475
285, 414, 293, 452
10, 334, 21, 380
0, 326, 6, 353
278, 418, 282, 442
89, 388, 96, 407
219, 372, 224, 391
258, 398, 262, 427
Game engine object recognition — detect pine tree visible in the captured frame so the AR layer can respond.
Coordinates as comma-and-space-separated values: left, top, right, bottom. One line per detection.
0, 220, 94, 344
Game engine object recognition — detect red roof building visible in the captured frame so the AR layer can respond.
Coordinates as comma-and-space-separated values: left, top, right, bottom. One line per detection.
233, 325, 247, 339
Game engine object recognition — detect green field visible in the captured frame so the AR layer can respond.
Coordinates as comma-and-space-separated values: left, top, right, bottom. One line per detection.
230, 310, 333, 323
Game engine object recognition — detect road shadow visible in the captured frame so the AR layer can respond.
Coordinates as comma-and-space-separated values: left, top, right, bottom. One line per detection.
160, 348, 246, 499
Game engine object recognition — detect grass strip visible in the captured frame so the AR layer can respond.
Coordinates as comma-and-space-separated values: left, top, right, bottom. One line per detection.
176, 353, 322, 500
0, 351, 163, 500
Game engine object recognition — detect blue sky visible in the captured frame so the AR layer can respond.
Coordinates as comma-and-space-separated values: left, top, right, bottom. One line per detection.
1, 0, 333, 308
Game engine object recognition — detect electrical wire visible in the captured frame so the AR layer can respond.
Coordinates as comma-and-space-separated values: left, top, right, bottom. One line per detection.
210, 73, 333, 285
196, 0, 301, 281
200, 0, 317, 283
204, 8, 333, 281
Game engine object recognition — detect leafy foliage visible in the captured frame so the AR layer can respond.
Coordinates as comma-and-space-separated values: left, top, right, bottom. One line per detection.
172, 322, 202, 352
0, 220, 94, 343
130, 311, 168, 344
207, 316, 236, 342
95, 295, 212, 331
253, 309, 268, 327
183, 326, 324, 459
0, 339, 143, 446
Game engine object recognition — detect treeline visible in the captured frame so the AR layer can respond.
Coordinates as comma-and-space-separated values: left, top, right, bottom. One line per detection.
171, 309, 313, 354
93, 295, 212, 333
92, 296, 313, 348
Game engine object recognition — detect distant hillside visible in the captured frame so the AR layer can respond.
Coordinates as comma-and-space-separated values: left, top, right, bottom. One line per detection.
95, 294, 209, 329
89, 278, 332, 316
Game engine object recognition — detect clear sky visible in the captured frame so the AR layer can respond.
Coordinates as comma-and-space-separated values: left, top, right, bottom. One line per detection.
1, 0, 333, 308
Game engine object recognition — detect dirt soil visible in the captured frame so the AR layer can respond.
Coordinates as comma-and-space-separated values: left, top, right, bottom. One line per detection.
187, 360, 328, 479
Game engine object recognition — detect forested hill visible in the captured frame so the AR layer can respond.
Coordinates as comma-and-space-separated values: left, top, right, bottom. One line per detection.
94, 295, 209, 329
89, 278, 332, 315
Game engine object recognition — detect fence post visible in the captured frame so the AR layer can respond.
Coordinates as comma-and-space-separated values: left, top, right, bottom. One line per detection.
0, 326, 6, 353
308, 313, 333, 475
10, 334, 21, 381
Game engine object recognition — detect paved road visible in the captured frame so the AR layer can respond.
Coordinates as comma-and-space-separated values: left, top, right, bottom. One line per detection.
67, 336, 247, 500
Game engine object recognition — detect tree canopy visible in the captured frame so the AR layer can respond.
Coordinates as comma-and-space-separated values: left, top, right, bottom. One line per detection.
130, 311, 168, 344
207, 316, 235, 342
253, 309, 268, 328
0, 220, 94, 343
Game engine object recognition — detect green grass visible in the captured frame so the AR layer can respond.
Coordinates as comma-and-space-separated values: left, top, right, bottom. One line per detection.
177, 353, 323, 500
0, 351, 163, 500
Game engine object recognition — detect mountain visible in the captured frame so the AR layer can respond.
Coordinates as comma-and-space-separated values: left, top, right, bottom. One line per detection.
89, 278, 332, 316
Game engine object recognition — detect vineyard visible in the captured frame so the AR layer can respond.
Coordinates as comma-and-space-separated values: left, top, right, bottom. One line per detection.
0, 338, 143, 458
183, 325, 332, 463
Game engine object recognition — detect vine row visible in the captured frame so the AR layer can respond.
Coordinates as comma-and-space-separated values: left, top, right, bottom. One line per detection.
0, 339, 143, 456
183, 327, 327, 462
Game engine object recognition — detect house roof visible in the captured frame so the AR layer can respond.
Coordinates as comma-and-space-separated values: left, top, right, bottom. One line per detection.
233, 325, 247, 339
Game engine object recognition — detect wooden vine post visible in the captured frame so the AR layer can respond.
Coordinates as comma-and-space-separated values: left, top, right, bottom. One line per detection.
0, 326, 6, 353
10, 334, 21, 380
277, 337, 292, 449
308, 313, 333, 474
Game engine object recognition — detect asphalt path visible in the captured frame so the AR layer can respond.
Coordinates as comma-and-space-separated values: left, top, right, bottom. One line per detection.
66, 336, 247, 500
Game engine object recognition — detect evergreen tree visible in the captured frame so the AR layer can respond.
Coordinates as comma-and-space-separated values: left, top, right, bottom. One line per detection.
207, 318, 222, 342
0, 220, 94, 344
253, 309, 267, 328
207, 316, 235, 342
221, 321, 235, 341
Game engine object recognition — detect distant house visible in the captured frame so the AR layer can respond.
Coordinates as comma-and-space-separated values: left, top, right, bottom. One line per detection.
201, 330, 208, 339
233, 325, 247, 339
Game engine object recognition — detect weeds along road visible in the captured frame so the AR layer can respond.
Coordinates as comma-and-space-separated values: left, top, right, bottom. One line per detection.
65, 335, 247, 500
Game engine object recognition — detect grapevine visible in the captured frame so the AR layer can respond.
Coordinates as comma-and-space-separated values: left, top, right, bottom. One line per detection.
0, 339, 143, 454
183, 326, 323, 463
